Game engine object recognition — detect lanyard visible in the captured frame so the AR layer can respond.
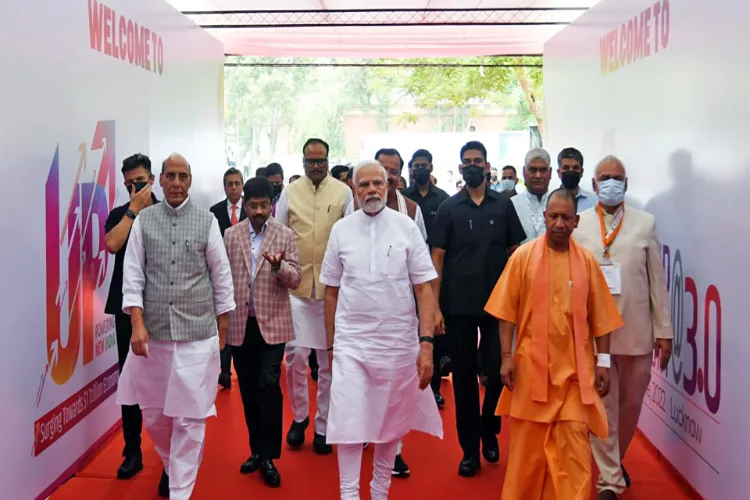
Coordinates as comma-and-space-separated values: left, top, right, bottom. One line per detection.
597, 202, 625, 258
523, 193, 545, 234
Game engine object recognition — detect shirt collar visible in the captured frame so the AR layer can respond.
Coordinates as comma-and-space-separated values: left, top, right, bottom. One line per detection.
458, 185, 495, 204
248, 219, 268, 237
227, 198, 242, 209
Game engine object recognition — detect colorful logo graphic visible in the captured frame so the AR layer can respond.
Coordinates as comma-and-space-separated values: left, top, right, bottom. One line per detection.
44, 121, 116, 386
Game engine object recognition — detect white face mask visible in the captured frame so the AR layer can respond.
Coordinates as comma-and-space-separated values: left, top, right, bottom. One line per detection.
499, 179, 516, 192
596, 179, 626, 206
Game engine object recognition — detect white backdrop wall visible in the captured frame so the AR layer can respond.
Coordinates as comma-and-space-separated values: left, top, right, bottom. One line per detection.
544, 0, 745, 497
0, 1, 224, 498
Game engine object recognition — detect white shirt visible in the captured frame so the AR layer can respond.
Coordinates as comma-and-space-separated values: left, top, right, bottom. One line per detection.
344, 199, 428, 242
320, 209, 437, 355
273, 183, 354, 227
122, 196, 236, 316
511, 190, 549, 244
227, 198, 242, 223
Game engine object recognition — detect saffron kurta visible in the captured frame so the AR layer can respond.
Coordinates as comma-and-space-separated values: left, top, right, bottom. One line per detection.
485, 236, 623, 500
320, 208, 443, 444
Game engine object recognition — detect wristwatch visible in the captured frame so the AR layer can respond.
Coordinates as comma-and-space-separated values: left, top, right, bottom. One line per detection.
125, 209, 137, 219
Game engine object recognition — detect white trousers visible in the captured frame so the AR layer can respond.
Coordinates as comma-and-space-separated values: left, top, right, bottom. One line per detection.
338, 440, 400, 500
285, 345, 332, 435
142, 408, 207, 500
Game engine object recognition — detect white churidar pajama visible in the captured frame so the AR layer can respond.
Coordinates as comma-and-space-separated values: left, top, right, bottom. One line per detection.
285, 294, 331, 434
320, 208, 444, 500
117, 198, 235, 500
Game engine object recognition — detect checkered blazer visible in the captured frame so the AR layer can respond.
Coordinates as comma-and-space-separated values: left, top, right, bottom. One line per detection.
224, 217, 301, 346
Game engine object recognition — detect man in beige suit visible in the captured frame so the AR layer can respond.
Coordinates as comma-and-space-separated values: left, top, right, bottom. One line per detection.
573, 155, 673, 500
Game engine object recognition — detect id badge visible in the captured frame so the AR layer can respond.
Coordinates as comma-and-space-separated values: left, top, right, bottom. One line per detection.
600, 262, 622, 295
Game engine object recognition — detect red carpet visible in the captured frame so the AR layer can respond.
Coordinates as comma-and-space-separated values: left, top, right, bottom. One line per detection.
50, 373, 699, 499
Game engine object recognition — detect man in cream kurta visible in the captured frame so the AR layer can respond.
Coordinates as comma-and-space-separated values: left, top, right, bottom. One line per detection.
321, 160, 443, 500
485, 189, 623, 500
512, 148, 552, 244
274, 138, 353, 454
117, 154, 235, 499
573, 155, 672, 500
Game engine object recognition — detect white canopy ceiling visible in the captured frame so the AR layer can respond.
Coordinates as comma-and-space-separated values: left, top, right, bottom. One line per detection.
166, 0, 599, 57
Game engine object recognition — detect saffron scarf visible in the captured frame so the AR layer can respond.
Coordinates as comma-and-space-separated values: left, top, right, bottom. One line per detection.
528, 236, 595, 405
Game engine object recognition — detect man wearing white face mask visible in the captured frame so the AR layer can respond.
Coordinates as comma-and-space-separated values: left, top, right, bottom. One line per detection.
573, 155, 673, 500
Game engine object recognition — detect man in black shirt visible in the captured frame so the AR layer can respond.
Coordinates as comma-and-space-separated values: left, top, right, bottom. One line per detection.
104, 153, 159, 480
401, 149, 450, 407
429, 141, 526, 478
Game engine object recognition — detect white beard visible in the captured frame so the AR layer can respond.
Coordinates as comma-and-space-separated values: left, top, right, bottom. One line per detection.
360, 196, 385, 215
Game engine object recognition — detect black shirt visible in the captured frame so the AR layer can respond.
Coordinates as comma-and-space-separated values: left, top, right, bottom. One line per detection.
430, 187, 526, 317
401, 183, 450, 247
104, 196, 159, 315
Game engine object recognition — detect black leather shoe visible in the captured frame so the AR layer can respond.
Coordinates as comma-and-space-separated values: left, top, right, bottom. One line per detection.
240, 454, 261, 474
259, 460, 281, 487
458, 456, 481, 477
482, 435, 500, 464
117, 455, 143, 479
434, 391, 445, 409
286, 417, 309, 449
313, 433, 333, 454
158, 469, 169, 498
597, 490, 617, 500
392, 454, 410, 478
218, 373, 231, 389
621, 464, 631, 487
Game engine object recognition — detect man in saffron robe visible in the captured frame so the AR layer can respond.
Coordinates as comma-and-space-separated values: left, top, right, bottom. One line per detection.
485, 188, 624, 500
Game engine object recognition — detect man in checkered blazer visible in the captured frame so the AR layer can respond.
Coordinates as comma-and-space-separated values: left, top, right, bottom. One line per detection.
224, 177, 302, 488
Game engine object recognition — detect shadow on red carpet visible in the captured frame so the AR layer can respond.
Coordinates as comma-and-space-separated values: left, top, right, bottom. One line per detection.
50, 372, 699, 499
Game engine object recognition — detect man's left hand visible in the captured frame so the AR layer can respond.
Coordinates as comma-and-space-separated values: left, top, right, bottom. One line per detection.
655, 338, 672, 371
596, 367, 611, 397
263, 250, 285, 267
416, 347, 433, 390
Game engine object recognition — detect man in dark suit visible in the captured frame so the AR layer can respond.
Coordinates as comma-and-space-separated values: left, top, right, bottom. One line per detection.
104, 153, 159, 480
210, 167, 247, 388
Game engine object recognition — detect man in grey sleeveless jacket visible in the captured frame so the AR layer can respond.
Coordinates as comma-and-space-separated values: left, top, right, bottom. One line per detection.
116, 154, 236, 499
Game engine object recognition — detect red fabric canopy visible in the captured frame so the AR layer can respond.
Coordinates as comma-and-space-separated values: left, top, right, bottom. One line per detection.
166, 0, 599, 57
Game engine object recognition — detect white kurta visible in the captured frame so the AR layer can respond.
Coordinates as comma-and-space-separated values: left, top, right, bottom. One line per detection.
274, 185, 353, 350
511, 190, 549, 244
320, 208, 444, 444
116, 196, 236, 419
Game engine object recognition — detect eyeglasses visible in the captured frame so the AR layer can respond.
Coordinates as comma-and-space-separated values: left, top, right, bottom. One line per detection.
304, 158, 328, 167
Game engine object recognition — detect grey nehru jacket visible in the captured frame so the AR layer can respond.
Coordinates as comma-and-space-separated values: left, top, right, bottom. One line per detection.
138, 199, 218, 342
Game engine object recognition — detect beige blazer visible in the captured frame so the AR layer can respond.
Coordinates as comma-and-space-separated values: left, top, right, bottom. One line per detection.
573, 206, 672, 355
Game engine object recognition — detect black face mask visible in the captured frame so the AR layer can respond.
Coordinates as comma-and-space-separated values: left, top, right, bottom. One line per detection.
273, 184, 283, 197
133, 181, 148, 193
462, 166, 485, 188
561, 170, 581, 190
413, 168, 431, 186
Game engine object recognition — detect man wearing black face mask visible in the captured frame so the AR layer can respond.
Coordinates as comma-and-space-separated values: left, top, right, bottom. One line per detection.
402, 149, 450, 407
557, 147, 597, 213
104, 153, 159, 480
264, 163, 285, 217
430, 141, 526, 477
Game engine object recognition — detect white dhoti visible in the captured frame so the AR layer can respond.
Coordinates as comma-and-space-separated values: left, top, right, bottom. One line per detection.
285, 295, 331, 434
117, 336, 219, 500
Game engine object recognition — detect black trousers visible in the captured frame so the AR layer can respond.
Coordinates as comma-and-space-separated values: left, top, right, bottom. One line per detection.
309, 349, 319, 371
115, 313, 143, 459
233, 316, 286, 460
430, 334, 450, 394
446, 314, 503, 459
220, 345, 233, 377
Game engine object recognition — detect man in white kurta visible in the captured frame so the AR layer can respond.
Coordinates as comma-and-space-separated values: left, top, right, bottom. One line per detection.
117, 155, 235, 499
321, 160, 443, 500
512, 148, 553, 244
